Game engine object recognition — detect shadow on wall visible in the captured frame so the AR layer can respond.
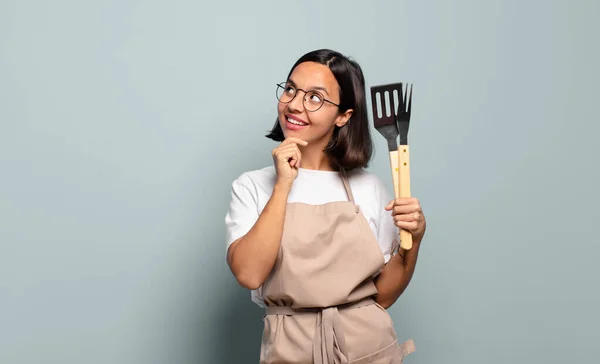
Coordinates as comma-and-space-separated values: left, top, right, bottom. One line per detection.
213, 276, 265, 363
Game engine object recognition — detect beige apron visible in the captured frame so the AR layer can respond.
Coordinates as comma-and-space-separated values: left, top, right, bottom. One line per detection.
260, 169, 415, 364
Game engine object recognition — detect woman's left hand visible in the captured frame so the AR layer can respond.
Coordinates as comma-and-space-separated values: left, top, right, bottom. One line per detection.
385, 197, 426, 242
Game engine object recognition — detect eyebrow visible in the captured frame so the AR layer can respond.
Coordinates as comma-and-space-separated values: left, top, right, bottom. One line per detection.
288, 79, 330, 96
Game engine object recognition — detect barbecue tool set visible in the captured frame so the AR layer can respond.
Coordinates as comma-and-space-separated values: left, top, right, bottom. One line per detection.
370, 82, 414, 250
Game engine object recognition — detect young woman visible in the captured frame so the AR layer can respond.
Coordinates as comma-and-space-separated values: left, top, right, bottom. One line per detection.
225, 49, 426, 364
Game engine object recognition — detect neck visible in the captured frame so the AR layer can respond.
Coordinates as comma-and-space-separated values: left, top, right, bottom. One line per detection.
298, 146, 335, 171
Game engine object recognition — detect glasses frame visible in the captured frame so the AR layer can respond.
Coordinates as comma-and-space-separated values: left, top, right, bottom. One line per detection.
276, 82, 340, 112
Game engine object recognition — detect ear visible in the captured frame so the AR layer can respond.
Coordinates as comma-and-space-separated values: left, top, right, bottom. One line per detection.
335, 109, 353, 127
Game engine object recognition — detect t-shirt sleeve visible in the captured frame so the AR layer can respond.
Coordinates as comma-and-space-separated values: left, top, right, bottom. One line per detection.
375, 178, 399, 264
225, 174, 259, 251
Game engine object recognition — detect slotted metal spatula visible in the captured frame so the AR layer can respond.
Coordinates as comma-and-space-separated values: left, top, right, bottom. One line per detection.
371, 82, 414, 250
396, 83, 413, 250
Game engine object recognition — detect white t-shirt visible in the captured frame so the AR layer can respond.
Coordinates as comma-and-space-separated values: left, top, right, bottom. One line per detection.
224, 166, 399, 307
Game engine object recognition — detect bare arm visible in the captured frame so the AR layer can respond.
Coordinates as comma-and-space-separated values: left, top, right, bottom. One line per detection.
374, 197, 426, 308
226, 137, 307, 290
374, 238, 422, 308
227, 183, 291, 289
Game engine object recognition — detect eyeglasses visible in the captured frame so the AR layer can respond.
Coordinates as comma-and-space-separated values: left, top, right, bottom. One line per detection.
276, 82, 340, 112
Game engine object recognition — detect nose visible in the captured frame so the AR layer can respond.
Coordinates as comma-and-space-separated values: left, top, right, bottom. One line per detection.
287, 91, 305, 112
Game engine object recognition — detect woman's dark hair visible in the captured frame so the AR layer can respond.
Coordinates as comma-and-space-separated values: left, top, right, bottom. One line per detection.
266, 49, 373, 170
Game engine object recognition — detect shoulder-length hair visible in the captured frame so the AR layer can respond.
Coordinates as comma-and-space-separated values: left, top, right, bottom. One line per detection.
266, 49, 373, 170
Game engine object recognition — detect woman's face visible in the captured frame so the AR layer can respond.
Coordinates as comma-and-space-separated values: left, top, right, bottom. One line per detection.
277, 62, 352, 145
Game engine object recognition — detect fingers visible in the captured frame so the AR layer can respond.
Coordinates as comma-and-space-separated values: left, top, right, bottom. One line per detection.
273, 138, 307, 168
277, 146, 301, 165
394, 220, 420, 232
385, 197, 415, 210
280, 137, 308, 147
386, 197, 426, 237
386, 198, 421, 212
271, 137, 307, 184
393, 212, 421, 223
288, 147, 301, 167
392, 204, 420, 214
392, 197, 419, 206
385, 200, 394, 210
393, 210, 421, 233
273, 143, 302, 167
388, 197, 422, 233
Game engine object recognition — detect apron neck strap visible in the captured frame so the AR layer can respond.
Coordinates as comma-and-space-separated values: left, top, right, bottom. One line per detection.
338, 168, 356, 204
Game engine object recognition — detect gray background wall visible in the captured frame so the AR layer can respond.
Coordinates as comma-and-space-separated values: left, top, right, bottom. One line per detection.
1, 0, 598, 363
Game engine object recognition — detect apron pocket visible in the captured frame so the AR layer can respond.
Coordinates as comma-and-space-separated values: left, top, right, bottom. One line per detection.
339, 303, 399, 361
349, 339, 403, 364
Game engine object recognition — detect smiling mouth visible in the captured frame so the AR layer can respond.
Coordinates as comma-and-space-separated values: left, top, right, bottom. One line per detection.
287, 117, 308, 126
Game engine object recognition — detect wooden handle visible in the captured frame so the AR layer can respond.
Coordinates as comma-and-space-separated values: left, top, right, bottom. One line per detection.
398, 145, 413, 250
388, 150, 399, 198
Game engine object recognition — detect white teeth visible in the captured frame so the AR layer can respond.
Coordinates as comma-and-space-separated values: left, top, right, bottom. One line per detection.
287, 117, 307, 126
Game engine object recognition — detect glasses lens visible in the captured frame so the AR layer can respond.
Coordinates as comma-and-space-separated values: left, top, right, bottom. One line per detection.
304, 91, 324, 112
277, 83, 295, 103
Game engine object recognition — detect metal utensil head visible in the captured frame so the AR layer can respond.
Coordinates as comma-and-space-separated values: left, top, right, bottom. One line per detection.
397, 83, 412, 145
370, 83, 403, 152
